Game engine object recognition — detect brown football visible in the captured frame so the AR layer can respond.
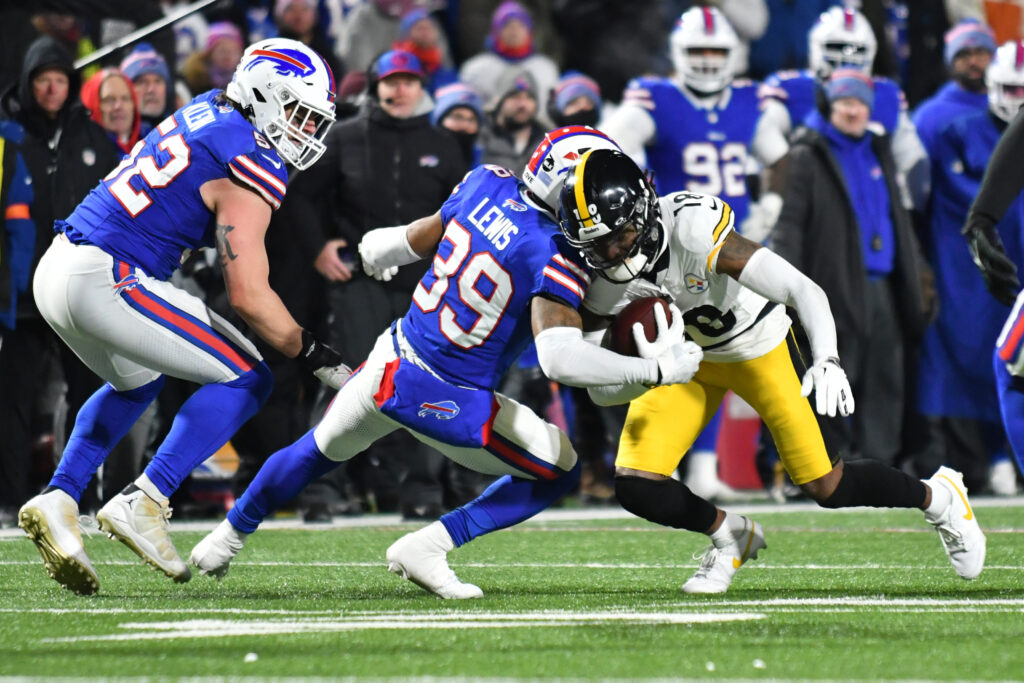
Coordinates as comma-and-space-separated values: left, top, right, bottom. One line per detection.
604, 297, 672, 357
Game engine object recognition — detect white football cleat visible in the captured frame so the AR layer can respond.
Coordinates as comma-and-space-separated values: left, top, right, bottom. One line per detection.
925, 466, 986, 579
682, 516, 766, 594
189, 519, 247, 578
96, 488, 191, 583
386, 521, 483, 599
18, 490, 99, 595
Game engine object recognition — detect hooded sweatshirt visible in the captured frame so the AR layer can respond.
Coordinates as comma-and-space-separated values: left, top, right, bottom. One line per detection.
0, 36, 120, 318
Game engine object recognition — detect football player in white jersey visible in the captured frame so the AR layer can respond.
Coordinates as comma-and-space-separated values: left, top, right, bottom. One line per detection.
558, 148, 985, 593
600, 6, 777, 497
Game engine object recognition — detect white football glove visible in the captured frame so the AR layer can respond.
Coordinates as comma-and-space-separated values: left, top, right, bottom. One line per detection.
801, 357, 855, 417
632, 303, 704, 385
739, 191, 783, 244
358, 225, 419, 282
314, 363, 353, 391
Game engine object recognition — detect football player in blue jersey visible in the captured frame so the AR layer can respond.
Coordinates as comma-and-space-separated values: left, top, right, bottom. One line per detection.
919, 41, 1024, 494
601, 6, 770, 500
912, 19, 996, 160
757, 6, 928, 215
188, 127, 705, 598
961, 54, 1024, 491
18, 38, 350, 596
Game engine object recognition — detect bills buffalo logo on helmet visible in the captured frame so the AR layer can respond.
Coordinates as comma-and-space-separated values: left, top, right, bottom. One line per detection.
245, 48, 316, 78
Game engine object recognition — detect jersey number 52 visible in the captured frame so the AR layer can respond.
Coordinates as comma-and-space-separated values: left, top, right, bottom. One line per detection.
104, 104, 210, 217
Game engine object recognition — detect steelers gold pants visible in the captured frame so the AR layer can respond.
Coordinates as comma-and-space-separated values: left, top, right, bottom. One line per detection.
616, 339, 833, 485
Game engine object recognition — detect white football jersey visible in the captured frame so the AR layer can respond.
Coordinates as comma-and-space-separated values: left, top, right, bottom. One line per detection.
583, 191, 791, 362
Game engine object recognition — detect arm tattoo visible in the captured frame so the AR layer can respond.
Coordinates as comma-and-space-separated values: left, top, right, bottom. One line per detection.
716, 231, 760, 278
532, 294, 583, 333
216, 223, 239, 266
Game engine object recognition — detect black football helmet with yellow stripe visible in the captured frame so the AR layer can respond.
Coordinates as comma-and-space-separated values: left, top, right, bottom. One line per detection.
558, 149, 663, 283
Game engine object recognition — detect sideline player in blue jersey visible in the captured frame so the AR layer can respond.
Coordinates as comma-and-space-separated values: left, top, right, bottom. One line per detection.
601, 6, 769, 501
757, 6, 927, 212
18, 39, 350, 596
916, 41, 1024, 494
188, 127, 705, 598
912, 19, 996, 160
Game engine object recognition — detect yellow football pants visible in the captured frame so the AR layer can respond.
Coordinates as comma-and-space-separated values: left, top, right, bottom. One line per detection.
616, 339, 833, 485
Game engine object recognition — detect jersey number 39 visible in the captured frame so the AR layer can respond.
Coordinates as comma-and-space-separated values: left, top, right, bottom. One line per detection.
413, 221, 513, 349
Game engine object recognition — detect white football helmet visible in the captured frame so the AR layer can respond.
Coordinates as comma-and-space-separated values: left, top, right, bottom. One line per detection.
670, 6, 739, 94
522, 126, 621, 212
226, 38, 337, 170
987, 41, 1024, 122
808, 6, 878, 76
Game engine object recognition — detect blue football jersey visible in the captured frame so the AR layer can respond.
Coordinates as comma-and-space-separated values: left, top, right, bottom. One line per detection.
59, 90, 288, 280
622, 77, 761, 224
400, 165, 590, 390
763, 69, 904, 135
911, 82, 989, 159
918, 109, 1024, 419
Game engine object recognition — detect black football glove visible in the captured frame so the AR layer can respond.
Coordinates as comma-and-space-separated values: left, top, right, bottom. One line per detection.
298, 330, 351, 390
964, 218, 1020, 306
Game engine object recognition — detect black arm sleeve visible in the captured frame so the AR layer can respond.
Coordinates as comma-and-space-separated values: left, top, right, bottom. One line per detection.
967, 109, 1024, 229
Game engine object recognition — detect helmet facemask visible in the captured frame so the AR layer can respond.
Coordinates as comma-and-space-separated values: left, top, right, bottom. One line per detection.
987, 41, 1024, 123
559, 152, 663, 284
262, 83, 334, 170
808, 7, 877, 78
227, 39, 338, 171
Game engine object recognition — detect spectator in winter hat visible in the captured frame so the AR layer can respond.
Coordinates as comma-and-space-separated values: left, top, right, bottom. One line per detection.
772, 66, 933, 470
431, 82, 483, 166
912, 19, 997, 158
371, 49, 430, 119
119, 42, 171, 133
548, 70, 601, 128
182, 21, 244, 94
459, 2, 558, 119
339, 0, 453, 76
80, 68, 141, 155
480, 68, 545, 171
392, 8, 456, 94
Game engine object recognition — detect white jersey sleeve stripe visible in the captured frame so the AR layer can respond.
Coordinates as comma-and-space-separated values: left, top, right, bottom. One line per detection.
551, 253, 590, 283
543, 266, 586, 299
234, 154, 287, 195
228, 162, 282, 210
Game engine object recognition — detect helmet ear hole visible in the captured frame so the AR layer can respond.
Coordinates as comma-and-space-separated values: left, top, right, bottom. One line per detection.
252, 88, 267, 103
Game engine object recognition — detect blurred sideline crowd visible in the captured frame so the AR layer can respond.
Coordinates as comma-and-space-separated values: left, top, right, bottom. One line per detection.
2, 0, 1024, 526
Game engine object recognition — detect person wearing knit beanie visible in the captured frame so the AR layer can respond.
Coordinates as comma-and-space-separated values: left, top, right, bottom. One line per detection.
431, 82, 483, 166
913, 18, 996, 159
549, 70, 601, 127
825, 69, 876, 113
119, 42, 171, 124
392, 8, 457, 93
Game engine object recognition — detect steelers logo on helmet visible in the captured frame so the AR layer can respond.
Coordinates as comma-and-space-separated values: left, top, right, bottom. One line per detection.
557, 149, 663, 284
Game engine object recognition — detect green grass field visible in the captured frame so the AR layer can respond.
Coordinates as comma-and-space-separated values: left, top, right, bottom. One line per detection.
2, 501, 1023, 681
